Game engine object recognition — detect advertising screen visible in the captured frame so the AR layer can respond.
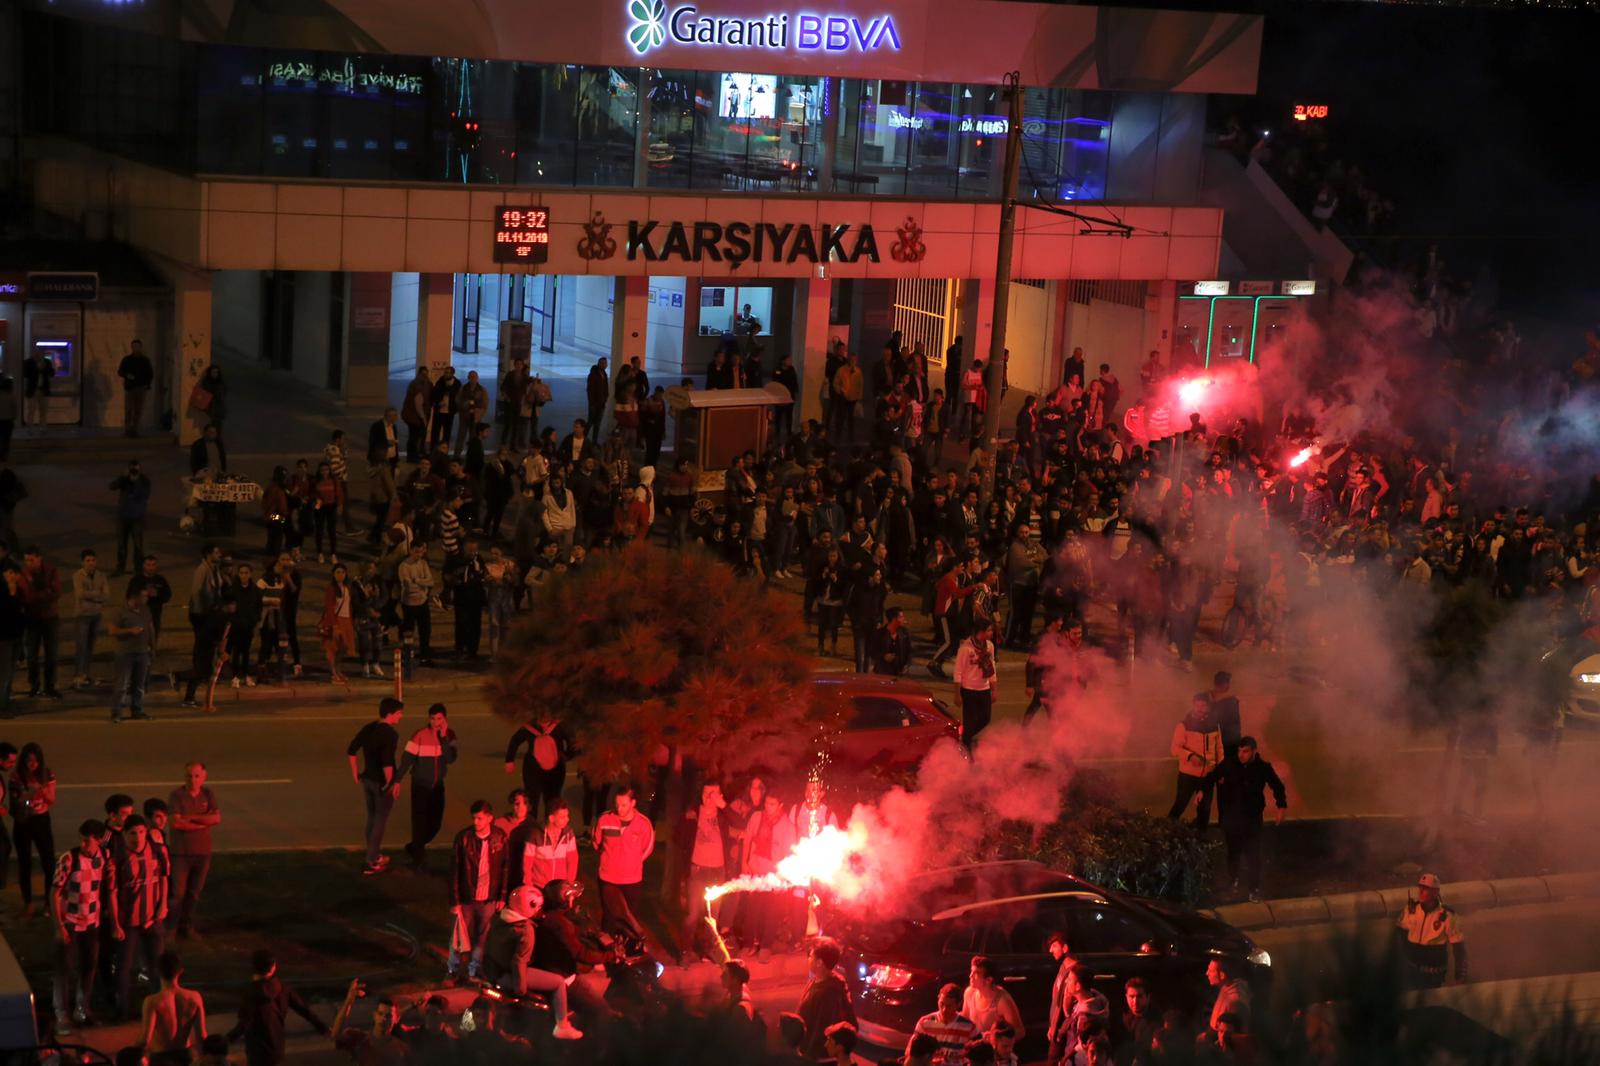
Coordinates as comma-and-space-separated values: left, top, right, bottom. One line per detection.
718, 73, 778, 120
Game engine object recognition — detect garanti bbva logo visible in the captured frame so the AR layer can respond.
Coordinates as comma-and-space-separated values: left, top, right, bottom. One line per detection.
626, 0, 902, 56
627, 0, 669, 53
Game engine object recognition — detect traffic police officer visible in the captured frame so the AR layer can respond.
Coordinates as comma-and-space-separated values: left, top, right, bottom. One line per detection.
1395, 872, 1467, 988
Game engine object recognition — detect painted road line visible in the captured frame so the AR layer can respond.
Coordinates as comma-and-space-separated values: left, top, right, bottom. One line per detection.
58, 778, 294, 790
24, 712, 498, 725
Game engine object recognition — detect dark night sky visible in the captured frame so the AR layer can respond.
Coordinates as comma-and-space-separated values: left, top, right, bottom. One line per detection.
1243, 1, 1600, 321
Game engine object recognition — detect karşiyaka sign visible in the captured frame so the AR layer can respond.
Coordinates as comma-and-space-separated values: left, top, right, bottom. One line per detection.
613, 219, 881, 263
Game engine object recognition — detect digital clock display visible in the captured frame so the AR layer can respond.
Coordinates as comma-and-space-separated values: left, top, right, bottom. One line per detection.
494, 206, 551, 264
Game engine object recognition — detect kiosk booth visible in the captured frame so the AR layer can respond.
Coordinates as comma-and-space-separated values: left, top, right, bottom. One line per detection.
665, 383, 792, 496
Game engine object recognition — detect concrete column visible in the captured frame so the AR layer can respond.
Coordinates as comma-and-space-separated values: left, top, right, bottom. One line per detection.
1148, 280, 1178, 384
172, 268, 213, 446
415, 272, 454, 374
347, 272, 393, 406
612, 275, 648, 365
959, 279, 995, 366
793, 275, 832, 424
818, 77, 841, 194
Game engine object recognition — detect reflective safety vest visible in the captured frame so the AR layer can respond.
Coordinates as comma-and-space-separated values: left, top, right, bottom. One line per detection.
1397, 901, 1463, 972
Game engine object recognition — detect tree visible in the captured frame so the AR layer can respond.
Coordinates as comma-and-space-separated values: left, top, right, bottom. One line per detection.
486, 543, 818, 784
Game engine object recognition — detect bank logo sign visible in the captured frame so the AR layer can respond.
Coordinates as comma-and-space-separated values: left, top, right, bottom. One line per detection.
626, 0, 902, 56
627, 0, 669, 53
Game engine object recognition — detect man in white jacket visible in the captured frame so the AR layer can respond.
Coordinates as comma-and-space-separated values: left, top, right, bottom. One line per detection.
1166, 692, 1222, 828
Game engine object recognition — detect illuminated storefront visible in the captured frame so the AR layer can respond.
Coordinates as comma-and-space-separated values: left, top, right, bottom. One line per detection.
17, 0, 1265, 440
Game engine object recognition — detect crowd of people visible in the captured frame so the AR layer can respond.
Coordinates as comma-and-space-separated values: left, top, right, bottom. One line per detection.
0, 245, 1587, 1066
0, 747, 220, 1040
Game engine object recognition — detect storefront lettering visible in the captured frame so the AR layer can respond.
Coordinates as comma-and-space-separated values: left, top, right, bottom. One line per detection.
627, 0, 900, 56
886, 109, 925, 130
959, 116, 1009, 136
625, 220, 881, 264
266, 58, 424, 95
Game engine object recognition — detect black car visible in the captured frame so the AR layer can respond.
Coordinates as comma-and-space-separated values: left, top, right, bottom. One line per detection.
835, 861, 1272, 1055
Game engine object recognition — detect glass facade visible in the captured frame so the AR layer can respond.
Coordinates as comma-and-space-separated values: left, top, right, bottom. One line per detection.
23, 12, 1200, 205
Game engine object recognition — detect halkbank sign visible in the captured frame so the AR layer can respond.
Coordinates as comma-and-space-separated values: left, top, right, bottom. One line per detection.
626, 0, 902, 55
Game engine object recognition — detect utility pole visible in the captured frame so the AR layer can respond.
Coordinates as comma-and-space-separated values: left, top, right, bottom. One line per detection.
980, 71, 1024, 502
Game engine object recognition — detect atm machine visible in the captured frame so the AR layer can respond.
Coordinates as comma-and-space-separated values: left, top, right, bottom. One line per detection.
497, 318, 532, 380
24, 306, 84, 425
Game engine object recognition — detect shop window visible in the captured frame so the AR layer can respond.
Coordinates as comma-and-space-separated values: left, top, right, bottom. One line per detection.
708, 74, 823, 191
645, 68, 700, 189
574, 67, 639, 188
261, 50, 321, 178
198, 47, 264, 174
953, 83, 1007, 199
698, 286, 773, 339
905, 83, 957, 199
853, 80, 911, 195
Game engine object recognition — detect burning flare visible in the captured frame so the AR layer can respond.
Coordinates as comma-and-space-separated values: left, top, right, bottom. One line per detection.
1289, 447, 1313, 468
704, 823, 871, 905
1177, 377, 1210, 409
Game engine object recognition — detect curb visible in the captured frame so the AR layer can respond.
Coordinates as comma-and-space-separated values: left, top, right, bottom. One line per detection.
1207, 871, 1600, 931
207, 671, 488, 706
0, 671, 488, 721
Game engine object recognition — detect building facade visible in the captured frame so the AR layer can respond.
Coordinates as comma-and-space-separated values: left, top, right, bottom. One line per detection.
12, 0, 1265, 439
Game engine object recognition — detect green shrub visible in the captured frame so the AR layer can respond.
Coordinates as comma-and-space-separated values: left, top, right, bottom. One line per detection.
964, 795, 1219, 906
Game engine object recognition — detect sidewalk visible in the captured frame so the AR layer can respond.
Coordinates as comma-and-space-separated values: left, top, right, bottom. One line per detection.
1207, 870, 1600, 932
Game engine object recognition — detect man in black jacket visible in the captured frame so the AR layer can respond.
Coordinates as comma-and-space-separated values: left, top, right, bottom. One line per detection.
557, 420, 599, 467
870, 608, 912, 675
117, 340, 155, 438
188, 424, 227, 477
429, 367, 461, 449
942, 336, 963, 423
367, 408, 400, 473
1210, 670, 1243, 758
228, 950, 329, 1066
1204, 736, 1287, 902
449, 800, 508, 982
586, 357, 609, 440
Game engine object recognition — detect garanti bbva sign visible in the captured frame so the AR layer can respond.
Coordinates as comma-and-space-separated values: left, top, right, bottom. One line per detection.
625, 0, 902, 55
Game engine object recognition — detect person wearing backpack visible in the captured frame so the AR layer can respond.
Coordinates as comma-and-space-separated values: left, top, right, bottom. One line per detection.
504, 718, 574, 823
925, 558, 978, 680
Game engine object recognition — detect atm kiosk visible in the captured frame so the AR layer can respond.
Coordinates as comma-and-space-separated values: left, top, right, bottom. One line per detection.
23, 306, 84, 425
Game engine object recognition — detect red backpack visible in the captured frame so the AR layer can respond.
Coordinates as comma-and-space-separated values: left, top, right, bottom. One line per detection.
531, 723, 561, 771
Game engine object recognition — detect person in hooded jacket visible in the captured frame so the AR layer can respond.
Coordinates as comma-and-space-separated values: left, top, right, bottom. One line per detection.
504, 717, 574, 824
481, 885, 582, 1040
1167, 692, 1223, 829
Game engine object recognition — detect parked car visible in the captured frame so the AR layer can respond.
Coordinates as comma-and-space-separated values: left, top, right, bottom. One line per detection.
836, 860, 1272, 1056
812, 676, 960, 771
1540, 638, 1599, 725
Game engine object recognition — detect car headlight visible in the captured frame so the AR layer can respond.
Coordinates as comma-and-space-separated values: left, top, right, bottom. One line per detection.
1248, 946, 1272, 968
864, 964, 924, 990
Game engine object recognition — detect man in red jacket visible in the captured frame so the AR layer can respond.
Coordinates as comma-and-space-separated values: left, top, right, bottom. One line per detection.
593, 785, 654, 939
925, 559, 978, 679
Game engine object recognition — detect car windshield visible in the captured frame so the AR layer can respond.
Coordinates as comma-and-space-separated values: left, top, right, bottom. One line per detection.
1110, 893, 1185, 935
907, 865, 1079, 916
